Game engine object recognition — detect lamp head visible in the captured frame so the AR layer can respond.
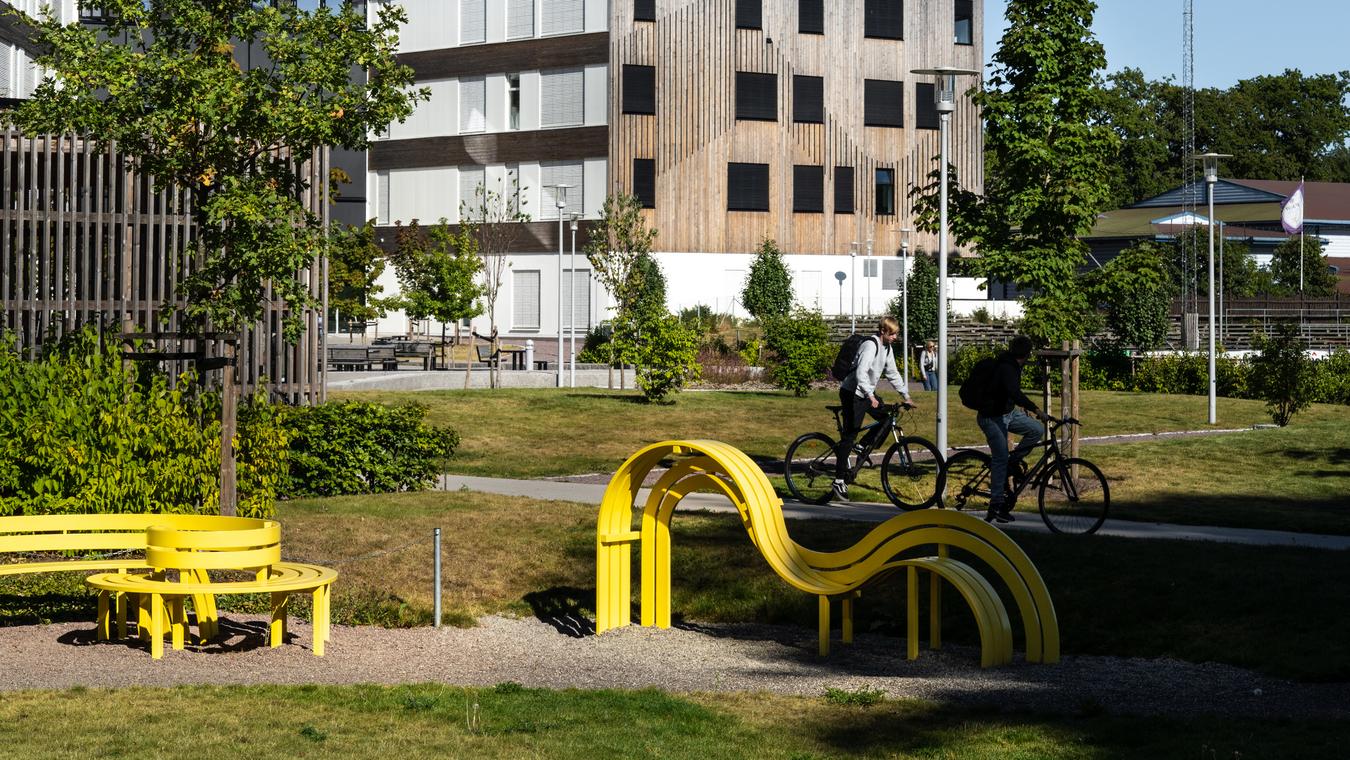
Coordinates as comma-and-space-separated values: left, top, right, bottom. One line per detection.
911, 66, 979, 113
1194, 153, 1232, 184
569, 213, 579, 231
550, 183, 571, 210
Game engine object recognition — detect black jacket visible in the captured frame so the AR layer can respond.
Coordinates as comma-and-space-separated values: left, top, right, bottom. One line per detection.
976, 353, 1039, 417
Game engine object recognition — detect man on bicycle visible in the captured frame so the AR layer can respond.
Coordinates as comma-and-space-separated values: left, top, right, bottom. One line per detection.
975, 335, 1047, 523
833, 316, 915, 501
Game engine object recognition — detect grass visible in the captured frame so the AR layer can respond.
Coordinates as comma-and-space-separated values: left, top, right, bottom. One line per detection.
0, 683, 1345, 759
335, 386, 1350, 533
9, 491, 1347, 681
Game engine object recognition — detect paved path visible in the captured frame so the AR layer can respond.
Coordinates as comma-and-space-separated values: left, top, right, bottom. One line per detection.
440, 473, 1350, 551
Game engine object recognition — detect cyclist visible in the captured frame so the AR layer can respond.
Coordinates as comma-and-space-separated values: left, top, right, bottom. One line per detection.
973, 335, 1047, 523
832, 316, 915, 501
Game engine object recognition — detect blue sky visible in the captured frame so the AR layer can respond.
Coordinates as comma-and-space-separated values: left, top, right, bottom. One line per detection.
984, 0, 1350, 89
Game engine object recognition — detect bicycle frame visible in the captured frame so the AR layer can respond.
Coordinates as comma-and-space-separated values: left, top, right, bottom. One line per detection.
831, 404, 907, 475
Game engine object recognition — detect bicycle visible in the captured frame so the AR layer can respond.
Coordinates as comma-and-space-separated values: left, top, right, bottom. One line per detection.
942, 416, 1110, 534
783, 402, 944, 509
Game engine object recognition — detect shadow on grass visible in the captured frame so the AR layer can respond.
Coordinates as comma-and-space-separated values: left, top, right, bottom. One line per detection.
54, 615, 280, 655
522, 586, 596, 638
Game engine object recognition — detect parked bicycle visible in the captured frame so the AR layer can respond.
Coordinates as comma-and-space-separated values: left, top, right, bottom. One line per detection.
784, 402, 944, 509
942, 417, 1109, 534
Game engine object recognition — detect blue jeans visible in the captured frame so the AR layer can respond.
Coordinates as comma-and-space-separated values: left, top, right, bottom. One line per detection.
976, 408, 1042, 504
924, 370, 938, 390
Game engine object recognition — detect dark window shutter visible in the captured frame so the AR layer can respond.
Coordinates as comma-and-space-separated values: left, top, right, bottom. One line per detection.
916, 82, 938, 129
634, 0, 656, 22
735, 0, 761, 29
622, 64, 656, 115
633, 159, 656, 208
793, 165, 824, 213
799, 0, 823, 34
864, 0, 902, 39
727, 163, 770, 211
834, 166, 855, 214
864, 79, 903, 127
735, 71, 777, 121
792, 75, 823, 123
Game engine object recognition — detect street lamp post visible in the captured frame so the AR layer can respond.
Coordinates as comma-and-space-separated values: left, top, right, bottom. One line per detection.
547, 184, 571, 388
1196, 153, 1230, 426
865, 237, 873, 318
899, 227, 912, 381
912, 66, 979, 454
569, 213, 579, 388
850, 247, 857, 333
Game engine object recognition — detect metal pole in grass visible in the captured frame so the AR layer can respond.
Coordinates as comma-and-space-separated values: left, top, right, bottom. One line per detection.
433, 527, 442, 628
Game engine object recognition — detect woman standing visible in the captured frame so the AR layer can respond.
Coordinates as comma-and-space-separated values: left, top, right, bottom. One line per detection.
920, 340, 938, 391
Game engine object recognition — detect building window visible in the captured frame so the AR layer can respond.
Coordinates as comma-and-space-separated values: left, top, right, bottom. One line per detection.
875, 168, 895, 216
508, 0, 535, 39
376, 171, 390, 224
834, 166, 854, 214
459, 77, 486, 133
864, 79, 902, 127
512, 270, 541, 330
507, 74, 521, 130
542, 161, 584, 219
634, 0, 656, 22
622, 64, 656, 115
563, 269, 592, 332
460, 0, 486, 44
458, 166, 485, 220
727, 163, 770, 211
799, 0, 823, 34
735, 0, 761, 29
792, 75, 823, 123
540, 68, 585, 128
632, 158, 656, 208
916, 82, 939, 130
793, 165, 823, 213
955, 0, 974, 45
735, 71, 777, 121
864, 0, 902, 40
542, 0, 585, 36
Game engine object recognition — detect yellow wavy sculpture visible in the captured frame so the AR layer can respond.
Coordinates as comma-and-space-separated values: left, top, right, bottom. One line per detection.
595, 440, 1059, 667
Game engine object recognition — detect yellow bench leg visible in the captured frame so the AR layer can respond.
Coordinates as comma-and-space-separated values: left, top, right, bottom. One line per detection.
170, 598, 187, 651
818, 595, 830, 656
906, 566, 919, 661
116, 592, 130, 640
96, 591, 111, 641
150, 593, 165, 660
930, 570, 942, 650
270, 592, 288, 648
311, 587, 325, 657
841, 594, 854, 645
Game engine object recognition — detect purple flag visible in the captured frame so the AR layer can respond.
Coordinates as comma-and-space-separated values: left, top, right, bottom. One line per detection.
1281, 180, 1305, 234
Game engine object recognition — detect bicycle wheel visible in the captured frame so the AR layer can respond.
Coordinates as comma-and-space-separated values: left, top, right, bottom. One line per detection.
784, 433, 839, 504
942, 449, 992, 513
1038, 457, 1110, 535
880, 436, 944, 510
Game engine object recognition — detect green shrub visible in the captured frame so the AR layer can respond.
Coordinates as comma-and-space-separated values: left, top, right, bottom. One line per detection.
633, 311, 701, 403
1313, 349, 1350, 405
763, 309, 831, 396
1250, 324, 1318, 427
281, 401, 458, 496
947, 344, 998, 386
0, 328, 283, 517
1077, 351, 1132, 391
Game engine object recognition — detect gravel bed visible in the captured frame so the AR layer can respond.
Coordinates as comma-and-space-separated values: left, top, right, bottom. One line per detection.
2, 614, 1346, 720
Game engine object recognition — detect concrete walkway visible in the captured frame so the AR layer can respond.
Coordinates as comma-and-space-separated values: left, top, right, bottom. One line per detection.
440, 473, 1350, 551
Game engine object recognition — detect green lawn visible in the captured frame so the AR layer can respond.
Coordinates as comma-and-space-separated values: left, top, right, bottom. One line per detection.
0, 684, 1344, 759
336, 386, 1350, 534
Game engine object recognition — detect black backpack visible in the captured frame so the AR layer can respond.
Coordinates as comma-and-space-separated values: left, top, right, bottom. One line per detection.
830, 334, 880, 381
958, 357, 1000, 410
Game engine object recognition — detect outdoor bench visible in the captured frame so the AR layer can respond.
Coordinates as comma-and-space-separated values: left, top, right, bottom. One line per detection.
85, 523, 336, 659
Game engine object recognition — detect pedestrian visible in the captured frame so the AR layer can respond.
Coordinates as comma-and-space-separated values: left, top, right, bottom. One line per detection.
831, 316, 916, 501
921, 340, 938, 391
970, 335, 1047, 523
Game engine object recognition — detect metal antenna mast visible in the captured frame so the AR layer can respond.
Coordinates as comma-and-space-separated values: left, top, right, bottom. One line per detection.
1182, 0, 1197, 312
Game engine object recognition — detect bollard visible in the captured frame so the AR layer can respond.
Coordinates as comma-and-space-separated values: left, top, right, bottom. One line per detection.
433, 527, 442, 628
524, 339, 535, 370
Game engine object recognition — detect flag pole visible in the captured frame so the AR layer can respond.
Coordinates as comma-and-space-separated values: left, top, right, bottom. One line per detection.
1299, 175, 1305, 294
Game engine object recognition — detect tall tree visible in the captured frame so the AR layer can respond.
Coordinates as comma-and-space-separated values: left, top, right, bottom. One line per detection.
1081, 241, 1169, 350
13, 0, 422, 515
1270, 235, 1337, 297
915, 0, 1117, 344
460, 171, 531, 384
584, 193, 658, 388
389, 220, 484, 386
888, 250, 940, 344
327, 220, 391, 342
740, 237, 795, 321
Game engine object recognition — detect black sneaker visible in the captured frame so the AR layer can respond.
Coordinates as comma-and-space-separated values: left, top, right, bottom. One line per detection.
831, 479, 849, 502
986, 502, 1013, 523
